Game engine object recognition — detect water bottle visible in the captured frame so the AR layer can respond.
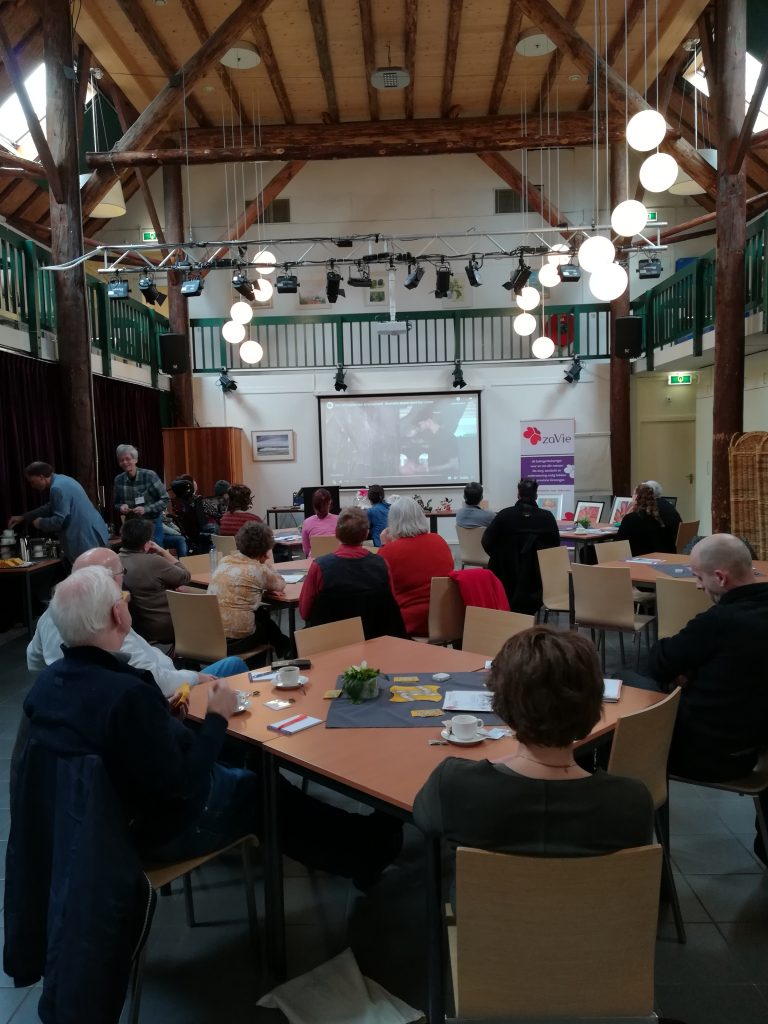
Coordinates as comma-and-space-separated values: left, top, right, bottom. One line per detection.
209, 548, 219, 573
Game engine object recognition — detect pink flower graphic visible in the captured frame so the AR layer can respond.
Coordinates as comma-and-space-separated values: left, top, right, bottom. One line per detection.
523, 425, 542, 445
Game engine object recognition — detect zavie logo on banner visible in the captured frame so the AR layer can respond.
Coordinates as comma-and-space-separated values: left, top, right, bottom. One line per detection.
520, 419, 575, 516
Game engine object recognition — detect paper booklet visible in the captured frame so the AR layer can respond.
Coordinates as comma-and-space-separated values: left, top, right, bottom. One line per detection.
267, 714, 322, 734
443, 690, 493, 713
603, 678, 623, 702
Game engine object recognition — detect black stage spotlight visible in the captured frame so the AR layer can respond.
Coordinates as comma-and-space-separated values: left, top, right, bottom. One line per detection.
434, 263, 452, 298
637, 257, 663, 279
180, 274, 204, 296
232, 271, 256, 301
564, 356, 582, 384
347, 262, 372, 287
465, 258, 482, 287
452, 359, 467, 389
404, 264, 424, 289
107, 278, 129, 299
217, 367, 238, 393
558, 263, 581, 282
276, 273, 298, 294
334, 364, 348, 392
503, 257, 532, 295
326, 269, 345, 303
138, 276, 166, 305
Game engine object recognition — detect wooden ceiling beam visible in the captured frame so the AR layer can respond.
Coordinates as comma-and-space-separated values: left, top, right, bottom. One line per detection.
0, 148, 46, 176
441, 0, 463, 119
728, 49, 768, 174
403, 0, 418, 120
87, 112, 633, 166
358, 0, 379, 122
0, 18, 63, 202
578, 0, 644, 110
513, 0, 717, 197
179, 0, 245, 121
488, 1, 521, 116
74, 42, 91, 144
0, 165, 45, 187
81, 0, 274, 217
752, 127, 768, 150
478, 152, 579, 240
307, 0, 339, 122
0, 5, 43, 101
251, 16, 294, 124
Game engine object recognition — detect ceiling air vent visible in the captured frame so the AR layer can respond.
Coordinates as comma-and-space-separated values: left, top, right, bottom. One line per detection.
370, 66, 410, 90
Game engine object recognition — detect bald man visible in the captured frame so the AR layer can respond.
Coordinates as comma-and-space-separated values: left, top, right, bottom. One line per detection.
649, 534, 768, 860
27, 547, 247, 696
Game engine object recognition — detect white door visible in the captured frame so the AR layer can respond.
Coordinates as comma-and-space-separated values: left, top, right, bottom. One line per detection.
635, 419, 696, 521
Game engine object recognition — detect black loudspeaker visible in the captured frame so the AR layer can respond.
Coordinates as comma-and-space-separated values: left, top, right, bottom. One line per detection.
302, 486, 341, 515
614, 316, 643, 359
159, 333, 189, 374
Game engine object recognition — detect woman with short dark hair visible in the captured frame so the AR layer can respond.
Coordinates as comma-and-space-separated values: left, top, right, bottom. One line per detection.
413, 626, 653, 859
301, 488, 339, 556
365, 484, 390, 547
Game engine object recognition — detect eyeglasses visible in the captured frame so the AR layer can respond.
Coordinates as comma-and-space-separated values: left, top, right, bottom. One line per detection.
110, 568, 126, 578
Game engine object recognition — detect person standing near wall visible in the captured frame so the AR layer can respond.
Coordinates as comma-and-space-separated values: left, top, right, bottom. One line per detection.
113, 444, 168, 545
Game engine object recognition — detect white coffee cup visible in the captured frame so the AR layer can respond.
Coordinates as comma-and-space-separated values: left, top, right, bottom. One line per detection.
450, 714, 483, 740
277, 664, 300, 687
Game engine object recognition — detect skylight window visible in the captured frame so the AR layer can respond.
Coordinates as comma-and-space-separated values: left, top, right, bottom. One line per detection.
684, 51, 768, 133
0, 63, 46, 160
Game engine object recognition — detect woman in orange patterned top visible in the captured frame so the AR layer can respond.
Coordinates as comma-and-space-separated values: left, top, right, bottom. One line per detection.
208, 521, 290, 658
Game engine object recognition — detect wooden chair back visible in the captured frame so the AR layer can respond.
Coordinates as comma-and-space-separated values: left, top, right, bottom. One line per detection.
455, 526, 489, 568
676, 520, 700, 553
536, 545, 571, 612
461, 606, 534, 658
655, 577, 711, 639
571, 563, 636, 630
211, 534, 237, 555
179, 554, 211, 575
427, 576, 465, 645
295, 616, 365, 658
595, 539, 632, 564
608, 688, 681, 808
452, 845, 661, 1019
310, 534, 341, 558
166, 590, 227, 662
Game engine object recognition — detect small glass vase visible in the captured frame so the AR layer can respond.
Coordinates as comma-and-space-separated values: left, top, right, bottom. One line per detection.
342, 675, 380, 703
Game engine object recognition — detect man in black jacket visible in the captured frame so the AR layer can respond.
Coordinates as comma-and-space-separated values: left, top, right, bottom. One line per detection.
481, 478, 561, 614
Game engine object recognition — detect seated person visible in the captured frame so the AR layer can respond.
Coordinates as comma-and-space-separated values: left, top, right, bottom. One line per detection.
365, 484, 390, 547
208, 521, 290, 658
219, 484, 263, 537
299, 506, 406, 638
169, 478, 210, 552
301, 487, 339, 556
202, 479, 231, 524
455, 481, 495, 529
643, 479, 682, 546
119, 517, 191, 645
378, 497, 454, 636
414, 626, 653, 866
616, 483, 676, 555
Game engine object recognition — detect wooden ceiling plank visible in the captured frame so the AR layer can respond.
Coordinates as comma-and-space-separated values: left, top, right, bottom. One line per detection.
0, 166, 44, 187
441, 0, 464, 119
0, 18, 63, 202
113, 0, 211, 127
251, 16, 294, 124
81, 0, 274, 217
78, 0, 158, 105
113, 90, 166, 244
403, 0, 418, 120
478, 151, 578, 239
0, 2, 43, 100
578, 0, 644, 111
534, 0, 586, 114
307, 0, 339, 122
728, 49, 768, 174
513, 0, 717, 198
0, 148, 46, 176
179, 0, 245, 122
488, 2, 522, 116
358, 0, 379, 122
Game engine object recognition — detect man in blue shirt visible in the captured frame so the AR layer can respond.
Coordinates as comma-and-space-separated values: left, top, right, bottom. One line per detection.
455, 481, 495, 529
8, 461, 109, 564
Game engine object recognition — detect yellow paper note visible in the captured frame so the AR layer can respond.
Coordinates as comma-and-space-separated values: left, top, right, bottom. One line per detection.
411, 709, 444, 718
389, 684, 443, 703
392, 676, 420, 683
323, 689, 342, 700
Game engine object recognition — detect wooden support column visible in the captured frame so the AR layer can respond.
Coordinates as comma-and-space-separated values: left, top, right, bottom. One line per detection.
162, 165, 194, 427
609, 143, 632, 498
45, 0, 97, 499
711, 0, 747, 534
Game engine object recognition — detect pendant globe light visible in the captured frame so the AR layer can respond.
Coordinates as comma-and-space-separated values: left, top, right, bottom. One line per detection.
230, 300, 254, 324
578, 235, 615, 273
252, 278, 274, 303
588, 263, 628, 302
531, 335, 556, 359
513, 312, 537, 336
253, 249, 277, 275
222, 320, 246, 344
639, 152, 679, 193
611, 199, 648, 238
538, 263, 561, 288
239, 339, 264, 364
547, 243, 570, 266
516, 286, 540, 311
625, 109, 666, 152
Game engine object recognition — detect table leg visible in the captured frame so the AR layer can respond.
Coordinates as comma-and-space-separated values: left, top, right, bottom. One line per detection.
425, 836, 446, 1024
288, 606, 297, 656
429, 514, 438, 534
262, 751, 287, 985
569, 571, 575, 629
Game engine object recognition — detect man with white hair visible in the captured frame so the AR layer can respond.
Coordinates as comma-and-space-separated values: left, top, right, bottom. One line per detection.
113, 443, 168, 544
642, 479, 682, 547
26, 547, 247, 696
649, 534, 768, 861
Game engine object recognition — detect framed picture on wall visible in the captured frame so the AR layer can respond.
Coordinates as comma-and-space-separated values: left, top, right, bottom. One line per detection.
252, 430, 295, 462
365, 276, 387, 305
536, 493, 564, 519
574, 500, 604, 526
297, 274, 329, 307
609, 496, 633, 524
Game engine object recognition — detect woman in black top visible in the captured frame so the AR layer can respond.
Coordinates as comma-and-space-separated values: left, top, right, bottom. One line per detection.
616, 483, 676, 555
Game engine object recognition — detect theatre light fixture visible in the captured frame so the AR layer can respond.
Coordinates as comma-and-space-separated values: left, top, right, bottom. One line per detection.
564, 356, 582, 384
138, 276, 166, 306
452, 359, 467, 389
503, 257, 532, 295
276, 273, 298, 293
217, 368, 238, 392
434, 263, 452, 298
465, 258, 482, 287
404, 264, 424, 290
558, 263, 581, 282
107, 278, 129, 299
326, 268, 345, 303
637, 257, 663, 279
347, 263, 372, 287
180, 274, 204, 296
334, 364, 348, 391
232, 271, 256, 301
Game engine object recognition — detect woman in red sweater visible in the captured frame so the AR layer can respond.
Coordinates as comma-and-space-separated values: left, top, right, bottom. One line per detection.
219, 484, 263, 536
379, 497, 454, 636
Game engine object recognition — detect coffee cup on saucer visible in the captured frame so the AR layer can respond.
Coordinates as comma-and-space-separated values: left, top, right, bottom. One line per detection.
276, 664, 300, 687
448, 714, 484, 740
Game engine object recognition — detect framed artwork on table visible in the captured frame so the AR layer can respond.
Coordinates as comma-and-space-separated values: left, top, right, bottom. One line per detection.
251, 430, 295, 462
536, 493, 564, 519
574, 500, 604, 526
609, 496, 633, 524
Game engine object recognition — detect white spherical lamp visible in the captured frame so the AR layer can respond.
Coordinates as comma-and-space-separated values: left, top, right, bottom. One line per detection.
230, 300, 253, 324
588, 263, 629, 302
639, 152, 679, 193
222, 320, 246, 344
516, 286, 540, 311
531, 335, 556, 359
547, 243, 570, 266
253, 249, 277, 275
626, 109, 666, 152
611, 199, 648, 238
538, 263, 561, 288
578, 235, 615, 272
252, 278, 274, 303
513, 312, 537, 336
239, 339, 264, 364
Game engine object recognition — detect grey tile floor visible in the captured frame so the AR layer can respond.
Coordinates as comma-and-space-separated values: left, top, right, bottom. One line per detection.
0, 623, 767, 1023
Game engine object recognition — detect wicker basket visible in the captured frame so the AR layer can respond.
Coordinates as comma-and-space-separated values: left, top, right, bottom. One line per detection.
729, 432, 768, 559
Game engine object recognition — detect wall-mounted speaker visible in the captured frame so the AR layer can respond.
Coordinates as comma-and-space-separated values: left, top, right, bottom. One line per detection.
614, 316, 643, 359
159, 333, 189, 375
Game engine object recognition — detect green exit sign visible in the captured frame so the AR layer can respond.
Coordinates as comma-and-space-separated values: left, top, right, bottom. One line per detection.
142, 230, 157, 242
646, 210, 658, 222
668, 372, 693, 385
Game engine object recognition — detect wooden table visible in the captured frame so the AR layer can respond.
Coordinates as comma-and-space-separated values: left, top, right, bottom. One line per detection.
272, 528, 305, 559
558, 522, 618, 561
266, 506, 304, 529
426, 509, 456, 534
0, 558, 63, 638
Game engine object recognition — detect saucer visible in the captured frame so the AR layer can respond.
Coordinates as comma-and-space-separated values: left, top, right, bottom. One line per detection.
274, 675, 308, 690
441, 728, 485, 746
